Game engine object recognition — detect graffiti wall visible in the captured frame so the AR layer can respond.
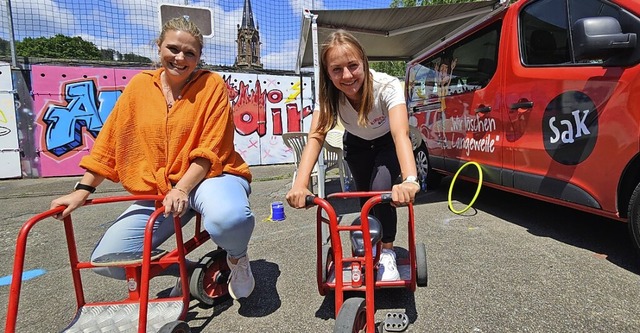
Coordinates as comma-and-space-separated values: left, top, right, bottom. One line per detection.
0, 63, 21, 179
28, 65, 313, 178
221, 72, 313, 165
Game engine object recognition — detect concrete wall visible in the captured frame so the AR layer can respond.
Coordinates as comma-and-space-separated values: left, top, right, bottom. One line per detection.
2, 63, 314, 179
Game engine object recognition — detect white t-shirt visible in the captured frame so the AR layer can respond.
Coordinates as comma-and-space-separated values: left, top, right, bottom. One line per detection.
336, 69, 406, 140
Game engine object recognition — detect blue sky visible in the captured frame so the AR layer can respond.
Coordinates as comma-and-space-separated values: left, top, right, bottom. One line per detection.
2, 0, 395, 71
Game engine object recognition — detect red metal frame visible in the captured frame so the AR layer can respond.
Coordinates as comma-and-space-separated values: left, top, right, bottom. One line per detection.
5, 195, 211, 333
313, 191, 417, 333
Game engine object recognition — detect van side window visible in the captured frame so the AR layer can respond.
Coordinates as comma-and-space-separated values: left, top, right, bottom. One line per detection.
406, 21, 500, 104
521, 0, 570, 65
521, 0, 626, 66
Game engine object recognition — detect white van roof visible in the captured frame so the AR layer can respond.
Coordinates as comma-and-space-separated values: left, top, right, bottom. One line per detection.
296, 0, 509, 70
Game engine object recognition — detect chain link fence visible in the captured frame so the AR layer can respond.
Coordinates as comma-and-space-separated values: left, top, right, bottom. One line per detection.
0, 0, 395, 72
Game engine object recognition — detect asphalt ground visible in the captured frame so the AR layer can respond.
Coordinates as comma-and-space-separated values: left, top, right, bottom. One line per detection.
1, 164, 640, 333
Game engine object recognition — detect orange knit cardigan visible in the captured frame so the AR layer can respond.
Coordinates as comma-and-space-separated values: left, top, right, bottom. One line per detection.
80, 68, 251, 195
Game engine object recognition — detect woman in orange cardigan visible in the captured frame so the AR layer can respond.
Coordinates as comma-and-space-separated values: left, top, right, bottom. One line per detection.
50, 17, 255, 300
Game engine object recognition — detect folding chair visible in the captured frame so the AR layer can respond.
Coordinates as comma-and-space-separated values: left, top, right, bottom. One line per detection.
282, 131, 348, 193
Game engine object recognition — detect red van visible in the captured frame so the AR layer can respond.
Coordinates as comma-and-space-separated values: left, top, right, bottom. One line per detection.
406, 0, 640, 252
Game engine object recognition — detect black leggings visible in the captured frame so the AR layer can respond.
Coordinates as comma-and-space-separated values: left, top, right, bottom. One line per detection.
343, 131, 401, 243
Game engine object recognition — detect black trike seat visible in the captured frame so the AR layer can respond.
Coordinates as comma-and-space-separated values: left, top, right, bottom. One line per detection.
349, 215, 383, 257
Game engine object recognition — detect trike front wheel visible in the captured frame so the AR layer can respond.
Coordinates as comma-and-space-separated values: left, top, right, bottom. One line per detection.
333, 297, 367, 333
189, 249, 231, 307
416, 243, 428, 287
158, 320, 190, 333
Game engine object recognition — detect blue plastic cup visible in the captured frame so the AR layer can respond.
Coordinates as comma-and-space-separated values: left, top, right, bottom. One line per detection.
271, 201, 285, 221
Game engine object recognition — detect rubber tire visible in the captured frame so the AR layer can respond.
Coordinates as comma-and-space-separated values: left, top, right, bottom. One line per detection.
416, 243, 428, 287
158, 320, 191, 333
189, 249, 231, 307
321, 244, 332, 283
627, 182, 640, 254
413, 142, 441, 191
319, 245, 333, 296
333, 297, 367, 333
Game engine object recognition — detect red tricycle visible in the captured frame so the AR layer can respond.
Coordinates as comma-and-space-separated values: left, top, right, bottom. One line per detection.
307, 191, 428, 333
5, 195, 230, 333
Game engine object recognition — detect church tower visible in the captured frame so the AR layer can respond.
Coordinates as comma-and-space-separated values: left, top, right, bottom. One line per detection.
234, 0, 262, 69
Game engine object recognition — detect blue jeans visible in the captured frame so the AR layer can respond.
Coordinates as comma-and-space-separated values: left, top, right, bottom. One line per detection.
91, 174, 255, 279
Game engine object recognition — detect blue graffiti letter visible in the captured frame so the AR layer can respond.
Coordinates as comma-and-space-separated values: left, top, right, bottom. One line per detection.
42, 81, 119, 157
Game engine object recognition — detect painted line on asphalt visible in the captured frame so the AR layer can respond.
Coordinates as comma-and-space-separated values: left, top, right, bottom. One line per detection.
0, 269, 46, 286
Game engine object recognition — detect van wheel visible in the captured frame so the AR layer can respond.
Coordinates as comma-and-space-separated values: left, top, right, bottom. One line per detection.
414, 142, 441, 191
627, 182, 640, 254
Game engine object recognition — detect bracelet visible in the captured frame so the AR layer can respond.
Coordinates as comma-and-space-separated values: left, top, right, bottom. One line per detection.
173, 187, 188, 196
402, 179, 420, 188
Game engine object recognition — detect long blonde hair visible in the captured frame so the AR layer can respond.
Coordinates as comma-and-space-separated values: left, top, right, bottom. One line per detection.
316, 30, 374, 134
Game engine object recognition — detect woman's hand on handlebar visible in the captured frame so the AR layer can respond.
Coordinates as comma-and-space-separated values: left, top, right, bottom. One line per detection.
285, 185, 313, 209
50, 190, 91, 220
163, 188, 189, 218
391, 182, 420, 207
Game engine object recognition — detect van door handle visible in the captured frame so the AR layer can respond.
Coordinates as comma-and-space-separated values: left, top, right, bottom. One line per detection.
475, 106, 491, 113
510, 101, 534, 110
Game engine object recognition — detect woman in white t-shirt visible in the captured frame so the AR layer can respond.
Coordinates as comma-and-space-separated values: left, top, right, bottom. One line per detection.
285, 30, 419, 281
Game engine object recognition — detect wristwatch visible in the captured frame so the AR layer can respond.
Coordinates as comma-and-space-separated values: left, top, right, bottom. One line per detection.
403, 176, 420, 187
74, 182, 96, 193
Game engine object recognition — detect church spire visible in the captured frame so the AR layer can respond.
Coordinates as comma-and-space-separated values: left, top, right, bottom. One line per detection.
235, 0, 262, 69
241, 0, 256, 30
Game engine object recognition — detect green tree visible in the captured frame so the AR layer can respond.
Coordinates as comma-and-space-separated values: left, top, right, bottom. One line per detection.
370, 60, 406, 78
100, 48, 120, 61
0, 38, 10, 56
371, 0, 475, 77
121, 52, 152, 63
16, 34, 102, 60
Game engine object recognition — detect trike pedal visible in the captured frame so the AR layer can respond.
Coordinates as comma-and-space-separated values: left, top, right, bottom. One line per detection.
383, 312, 408, 332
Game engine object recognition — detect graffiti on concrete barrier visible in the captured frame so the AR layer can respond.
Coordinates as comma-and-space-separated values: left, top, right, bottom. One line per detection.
32, 65, 313, 177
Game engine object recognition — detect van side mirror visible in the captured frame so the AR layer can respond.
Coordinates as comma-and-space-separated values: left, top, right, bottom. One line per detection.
573, 16, 637, 61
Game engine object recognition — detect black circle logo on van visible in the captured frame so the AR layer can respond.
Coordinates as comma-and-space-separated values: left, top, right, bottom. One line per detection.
542, 91, 598, 165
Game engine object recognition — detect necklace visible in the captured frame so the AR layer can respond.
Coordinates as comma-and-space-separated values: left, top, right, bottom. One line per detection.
164, 90, 182, 109
161, 72, 189, 109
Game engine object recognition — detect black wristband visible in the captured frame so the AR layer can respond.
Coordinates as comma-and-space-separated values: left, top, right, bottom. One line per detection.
74, 182, 96, 193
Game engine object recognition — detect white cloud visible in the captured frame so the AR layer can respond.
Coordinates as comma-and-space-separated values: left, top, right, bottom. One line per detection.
8, 0, 306, 71
11, 0, 75, 38
289, 0, 323, 16
261, 38, 300, 71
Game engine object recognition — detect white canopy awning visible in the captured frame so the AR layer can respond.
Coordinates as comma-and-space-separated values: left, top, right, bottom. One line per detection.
297, 0, 509, 71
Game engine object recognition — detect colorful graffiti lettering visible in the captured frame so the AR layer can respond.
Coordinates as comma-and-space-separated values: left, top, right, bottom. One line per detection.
40, 80, 121, 157
225, 76, 312, 136
31, 66, 314, 176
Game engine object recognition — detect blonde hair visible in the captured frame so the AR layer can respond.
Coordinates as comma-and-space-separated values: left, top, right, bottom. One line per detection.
157, 16, 204, 52
317, 30, 373, 134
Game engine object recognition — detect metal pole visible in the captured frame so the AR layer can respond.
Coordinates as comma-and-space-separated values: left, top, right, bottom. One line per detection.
310, 14, 326, 199
5, 0, 17, 68
299, 72, 304, 131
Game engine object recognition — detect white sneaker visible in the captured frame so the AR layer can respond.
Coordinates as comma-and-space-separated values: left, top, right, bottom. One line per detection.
377, 249, 400, 281
227, 255, 255, 299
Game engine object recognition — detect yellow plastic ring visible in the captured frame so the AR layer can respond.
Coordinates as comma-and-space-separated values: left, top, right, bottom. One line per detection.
448, 161, 483, 214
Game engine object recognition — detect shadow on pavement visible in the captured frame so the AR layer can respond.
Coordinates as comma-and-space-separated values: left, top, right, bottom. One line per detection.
443, 178, 640, 275
187, 259, 281, 332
